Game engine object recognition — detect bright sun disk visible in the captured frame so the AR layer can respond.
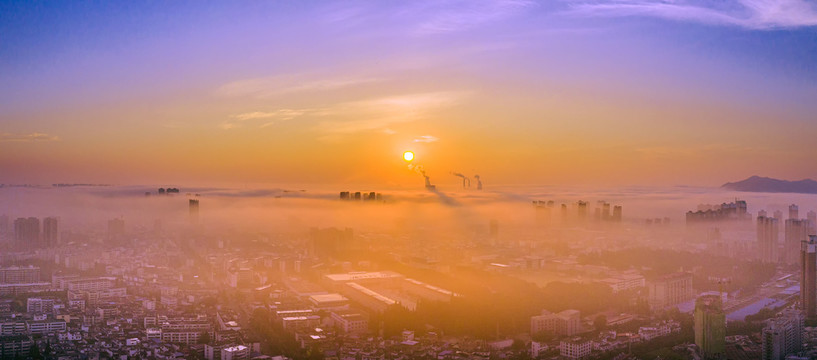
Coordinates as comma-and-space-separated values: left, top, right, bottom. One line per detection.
403, 151, 414, 161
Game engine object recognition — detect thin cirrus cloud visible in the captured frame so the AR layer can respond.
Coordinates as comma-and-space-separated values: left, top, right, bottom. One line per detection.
413, 0, 537, 35
217, 74, 383, 99
312, 91, 465, 136
221, 109, 326, 130
0, 132, 59, 142
566, 0, 817, 29
413, 135, 440, 143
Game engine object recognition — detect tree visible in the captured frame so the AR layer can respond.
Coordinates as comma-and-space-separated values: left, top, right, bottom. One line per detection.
197, 331, 211, 344
30, 343, 43, 360
532, 331, 554, 343
594, 315, 608, 331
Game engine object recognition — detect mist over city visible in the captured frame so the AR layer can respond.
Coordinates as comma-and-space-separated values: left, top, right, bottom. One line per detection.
2, 1, 817, 360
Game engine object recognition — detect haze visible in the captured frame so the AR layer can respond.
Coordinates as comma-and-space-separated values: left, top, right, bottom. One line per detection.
3, 1, 817, 360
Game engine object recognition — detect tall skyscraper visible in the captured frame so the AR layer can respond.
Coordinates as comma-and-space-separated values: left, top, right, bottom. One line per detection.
761, 308, 804, 360
612, 205, 622, 222
789, 204, 799, 220
189, 199, 200, 223
774, 210, 784, 222
785, 219, 808, 264
802, 236, 817, 321
577, 201, 587, 222
808, 211, 817, 235
694, 294, 726, 360
42, 217, 58, 247
13, 217, 40, 250
758, 216, 779, 263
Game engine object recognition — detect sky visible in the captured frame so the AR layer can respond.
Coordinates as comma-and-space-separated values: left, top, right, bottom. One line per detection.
1, 0, 817, 188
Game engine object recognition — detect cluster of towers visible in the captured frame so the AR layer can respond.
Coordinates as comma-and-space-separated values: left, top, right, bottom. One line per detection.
685, 200, 750, 223
533, 200, 622, 226
339, 191, 384, 202
757, 204, 817, 264
6, 216, 59, 250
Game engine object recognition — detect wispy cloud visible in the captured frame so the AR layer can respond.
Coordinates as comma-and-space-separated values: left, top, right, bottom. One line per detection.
566, 0, 817, 29
221, 109, 325, 130
313, 91, 465, 136
415, 0, 537, 35
413, 135, 440, 143
0, 132, 60, 142
217, 74, 382, 98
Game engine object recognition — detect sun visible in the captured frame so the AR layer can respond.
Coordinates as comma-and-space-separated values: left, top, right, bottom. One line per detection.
403, 151, 414, 162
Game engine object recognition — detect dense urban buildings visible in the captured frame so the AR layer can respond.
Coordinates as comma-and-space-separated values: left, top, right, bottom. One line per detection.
761, 308, 804, 360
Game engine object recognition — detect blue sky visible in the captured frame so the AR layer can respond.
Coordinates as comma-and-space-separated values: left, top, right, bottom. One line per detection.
1, 0, 816, 185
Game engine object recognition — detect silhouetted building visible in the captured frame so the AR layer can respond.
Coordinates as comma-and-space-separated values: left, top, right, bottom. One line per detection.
42, 217, 58, 247
694, 294, 726, 360
686, 200, 749, 223
13, 217, 40, 250
808, 211, 817, 235
789, 204, 799, 220
612, 205, 622, 222
785, 219, 808, 264
533, 201, 552, 227
802, 236, 817, 321
757, 215, 779, 263
189, 199, 200, 223
577, 201, 587, 222
761, 308, 804, 360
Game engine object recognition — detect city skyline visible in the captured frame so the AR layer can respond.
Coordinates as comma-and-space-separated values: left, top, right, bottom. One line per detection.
2, 1, 817, 186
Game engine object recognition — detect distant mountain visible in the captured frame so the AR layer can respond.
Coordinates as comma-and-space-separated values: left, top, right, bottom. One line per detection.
722, 176, 817, 194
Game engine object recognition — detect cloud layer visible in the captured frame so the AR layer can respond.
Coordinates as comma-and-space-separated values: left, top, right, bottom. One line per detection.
567, 0, 817, 29
0, 132, 59, 142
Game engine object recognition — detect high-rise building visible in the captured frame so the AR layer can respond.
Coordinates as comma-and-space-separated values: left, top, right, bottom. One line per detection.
774, 210, 784, 222
577, 201, 587, 222
694, 294, 726, 360
612, 205, 622, 222
42, 217, 58, 247
647, 272, 694, 310
189, 199, 200, 223
757, 216, 779, 263
785, 219, 808, 264
13, 217, 40, 250
789, 204, 799, 220
802, 236, 817, 321
761, 308, 804, 360
808, 211, 817, 235
107, 218, 125, 244
533, 201, 551, 227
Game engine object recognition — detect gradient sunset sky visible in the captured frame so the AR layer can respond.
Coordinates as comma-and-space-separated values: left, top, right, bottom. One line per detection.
2, 0, 816, 187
